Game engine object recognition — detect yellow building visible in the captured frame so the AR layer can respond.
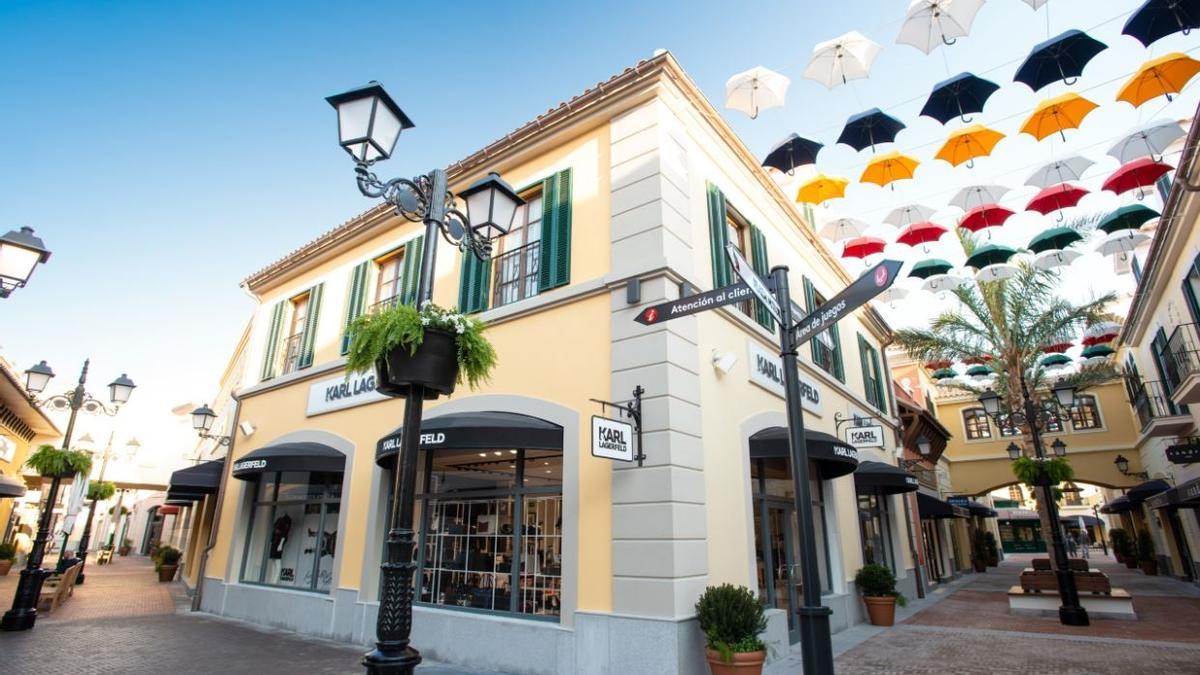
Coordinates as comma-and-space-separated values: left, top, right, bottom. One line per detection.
0, 357, 60, 551
194, 52, 922, 674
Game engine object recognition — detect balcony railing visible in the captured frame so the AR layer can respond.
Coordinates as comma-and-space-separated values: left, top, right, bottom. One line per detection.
1128, 378, 1187, 431
280, 333, 304, 375
1167, 323, 1200, 404
492, 241, 540, 308
369, 295, 402, 314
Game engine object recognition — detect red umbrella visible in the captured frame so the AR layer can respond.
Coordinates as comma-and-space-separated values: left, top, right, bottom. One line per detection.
842, 236, 887, 259
896, 221, 948, 247
1027, 183, 1089, 217
1102, 158, 1173, 196
959, 204, 1016, 232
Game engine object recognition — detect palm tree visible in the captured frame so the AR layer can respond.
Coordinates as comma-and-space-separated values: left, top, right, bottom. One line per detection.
894, 234, 1117, 566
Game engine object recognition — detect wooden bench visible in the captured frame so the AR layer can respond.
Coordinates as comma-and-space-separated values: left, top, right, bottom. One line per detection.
37, 562, 81, 613
96, 549, 113, 565
1019, 567, 1113, 594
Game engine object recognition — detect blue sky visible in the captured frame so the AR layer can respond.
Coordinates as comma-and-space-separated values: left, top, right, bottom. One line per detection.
0, 0, 1193, 462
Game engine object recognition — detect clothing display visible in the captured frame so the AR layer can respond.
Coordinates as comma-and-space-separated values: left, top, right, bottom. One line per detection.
269, 514, 292, 560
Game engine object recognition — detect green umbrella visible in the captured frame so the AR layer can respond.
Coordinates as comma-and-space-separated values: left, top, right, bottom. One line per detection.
1028, 226, 1083, 253
1039, 353, 1072, 368
909, 258, 954, 279
1081, 344, 1115, 358
931, 367, 958, 380
966, 364, 994, 377
965, 243, 1017, 269
1097, 204, 1159, 235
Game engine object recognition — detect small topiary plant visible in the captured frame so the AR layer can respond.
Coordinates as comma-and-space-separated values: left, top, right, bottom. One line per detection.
0, 542, 16, 561
695, 584, 767, 663
854, 563, 907, 607
1136, 530, 1156, 563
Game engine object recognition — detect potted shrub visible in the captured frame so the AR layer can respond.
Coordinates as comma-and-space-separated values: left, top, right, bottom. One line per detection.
155, 545, 182, 582
347, 302, 497, 399
855, 563, 907, 626
695, 584, 767, 674
984, 531, 1000, 567
1109, 528, 1127, 564
970, 529, 988, 573
24, 444, 93, 479
1136, 530, 1158, 576
119, 538, 132, 556
1115, 530, 1138, 569
0, 542, 15, 576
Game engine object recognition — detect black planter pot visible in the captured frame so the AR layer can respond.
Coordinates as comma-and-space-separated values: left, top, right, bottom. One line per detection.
375, 329, 459, 399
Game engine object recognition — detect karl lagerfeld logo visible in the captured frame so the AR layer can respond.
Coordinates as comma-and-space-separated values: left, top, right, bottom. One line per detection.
325, 374, 377, 402
233, 459, 267, 472
755, 353, 819, 405
595, 426, 627, 452
832, 445, 858, 460
381, 432, 446, 451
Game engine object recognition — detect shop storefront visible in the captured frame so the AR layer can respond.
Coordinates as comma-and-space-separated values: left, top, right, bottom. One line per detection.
1147, 477, 1200, 581
915, 493, 967, 582
854, 461, 917, 573
997, 509, 1044, 553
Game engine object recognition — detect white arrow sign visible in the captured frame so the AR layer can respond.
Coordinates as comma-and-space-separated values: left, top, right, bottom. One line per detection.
726, 244, 782, 324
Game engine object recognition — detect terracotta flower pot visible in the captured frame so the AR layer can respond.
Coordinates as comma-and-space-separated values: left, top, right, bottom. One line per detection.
119, 546, 131, 556
1124, 557, 1139, 569
158, 564, 178, 582
704, 649, 765, 675
972, 559, 987, 573
1140, 559, 1158, 576
374, 329, 459, 399
0, 559, 12, 576
863, 595, 897, 627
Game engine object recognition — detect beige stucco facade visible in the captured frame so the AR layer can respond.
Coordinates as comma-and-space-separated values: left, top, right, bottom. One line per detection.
0, 358, 61, 553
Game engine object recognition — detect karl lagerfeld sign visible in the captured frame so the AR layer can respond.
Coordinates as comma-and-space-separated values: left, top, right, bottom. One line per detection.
306, 371, 388, 416
592, 416, 635, 462
746, 340, 821, 415
845, 424, 885, 448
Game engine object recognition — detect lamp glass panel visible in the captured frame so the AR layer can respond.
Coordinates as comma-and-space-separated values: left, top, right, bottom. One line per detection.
109, 382, 133, 404
0, 244, 40, 284
369, 102, 402, 160
25, 370, 51, 393
465, 189, 493, 231
336, 96, 375, 149
980, 392, 1000, 415
1053, 384, 1076, 408
489, 189, 520, 236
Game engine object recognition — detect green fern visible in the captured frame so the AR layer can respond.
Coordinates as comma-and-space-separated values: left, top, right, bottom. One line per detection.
1012, 456, 1074, 487
87, 481, 116, 501
24, 445, 93, 477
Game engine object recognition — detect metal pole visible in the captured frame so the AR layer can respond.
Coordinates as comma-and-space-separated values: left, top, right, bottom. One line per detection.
772, 266, 834, 675
1094, 505, 1109, 556
75, 431, 115, 585
1019, 373, 1088, 627
2, 360, 88, 631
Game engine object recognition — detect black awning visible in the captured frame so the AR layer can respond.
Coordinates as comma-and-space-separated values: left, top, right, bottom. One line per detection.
376, 411, 564, 467
1147, 477, 1200, 510
748, 428, 860, 479
917, 492, 968, 519
0, 473, 25, 498
1126, 479, 1170, 503
1100, 495, 1134, 514
947, 498, 997, 517
854, 460, 918, 494
168, 459, 224, 495
165, 487, 207, 503
232, 442, 345, 480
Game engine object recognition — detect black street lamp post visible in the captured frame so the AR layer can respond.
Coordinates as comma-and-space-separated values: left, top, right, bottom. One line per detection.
326, 81, 523, 675
1, 359, 134, 631
979, 374, 1088, 627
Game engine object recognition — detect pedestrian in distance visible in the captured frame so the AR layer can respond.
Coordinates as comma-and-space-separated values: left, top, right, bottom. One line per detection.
1077, 528, 1091, 559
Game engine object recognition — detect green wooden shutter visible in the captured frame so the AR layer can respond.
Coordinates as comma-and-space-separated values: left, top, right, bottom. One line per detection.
830, 321, 845, 382
706, 182, 731, 288
298, 283, 324, 369
400, 235, 425, 306
538, 169, 572, 292
804, 277, 819, 363
858, 333, 872, 407
458, 252, 491, 314
260, 301, 285, 380
340, 261, 369, 355
748, 224, 774, 331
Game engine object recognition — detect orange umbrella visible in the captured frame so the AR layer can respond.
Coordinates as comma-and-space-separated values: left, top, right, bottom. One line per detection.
796, 174, 849, 203
935, 124, 1005, 168
1117, 53, 1200, 107
1020, 93, 1098, 142
860, 151, 919, 188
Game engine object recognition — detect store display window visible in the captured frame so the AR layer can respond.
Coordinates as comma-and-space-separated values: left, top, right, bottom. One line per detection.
241, 471, 342, 592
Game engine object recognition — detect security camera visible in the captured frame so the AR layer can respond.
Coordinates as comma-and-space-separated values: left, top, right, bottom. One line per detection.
712, 350, 738, 375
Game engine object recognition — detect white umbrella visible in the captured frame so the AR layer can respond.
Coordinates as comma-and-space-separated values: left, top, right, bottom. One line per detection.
884, 203, 937, 227
976, 263, 1020, 282
1083, 321, 1121, 341
922, 273, 969, 293
950, 185, 1010, 211
804, 31, 882, 89
56, 471, 90, 543
896, 0, 985, 54
877, 287, 911, 304
820, 217, 870, 241
725, 66, 790, 119
1109, 121, 1186, 164
1096, 231, 1151, 259
1033, 249, 1083, 269
1024, 0, 1048, 8
1026, 156, 1095, 188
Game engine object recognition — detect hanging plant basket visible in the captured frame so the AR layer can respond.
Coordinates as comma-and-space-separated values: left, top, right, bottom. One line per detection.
374, 329, 460, 399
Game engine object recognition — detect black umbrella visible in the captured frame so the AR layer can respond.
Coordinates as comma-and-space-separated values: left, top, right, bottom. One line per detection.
837, 108, 906, 153
761, 133, 824, 175
1123, 0, 1199, 46
920, 72, 1000, 124
1014, 29, 1108, 92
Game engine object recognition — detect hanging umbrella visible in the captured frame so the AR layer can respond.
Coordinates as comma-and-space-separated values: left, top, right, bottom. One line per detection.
1102, 158, 1174, 197
1023, 0, 1049, 8
1096, 230, 1151, 259
804, 31, 883, 89
838, 108, 906, 153
861, 151, 920, 187
896, 221, 948, 247
1014, 30, 1108, 91
959, 204, 1015, 233
910, 258, 955, 279
820, 217, 870, 241
935, 124, 1005, 168
725, 66, 790, 119
1082, 321, 1121, 345
878, 287, 911, 304
1117, 53, 1200, 107
1081, 344, 1116, 359
1040, 353, 1073, 369
1123, 0, 1200, 47
965, 243, 1017, 269
1109, 120, 1185, 163
796, 174, 849, 204
896, 0, 986, 53
931, 367, 959, 380
842, 236, 887, 259
976, 263, 1020, 282
1020, 93, 1098, 142
885, 203, 937, 227
922, 274, 969, 293
951, 185, 1009, 211
1034, 249, 1083, 270
1026, 156, 1095, 188
762, 134, 824, 175
966, 364, 995, 378
1028, 226, 1083, 253
1097, 204, 1161, 234
920, 72, 1000, 124
1027, 183, 1089, 218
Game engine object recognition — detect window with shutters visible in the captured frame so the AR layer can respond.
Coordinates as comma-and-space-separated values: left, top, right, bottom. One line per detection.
806, 282, 844, 381
962, 408, 992, 440
858, 335, 885, 411
724, 207, 752, 318
491, 187, 543, 308
374, 249, 406, 312
281, 292, 310, 375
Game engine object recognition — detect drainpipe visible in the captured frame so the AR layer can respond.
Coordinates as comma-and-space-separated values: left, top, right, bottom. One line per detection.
190, 392, 241, 612
902, 493, 925, 599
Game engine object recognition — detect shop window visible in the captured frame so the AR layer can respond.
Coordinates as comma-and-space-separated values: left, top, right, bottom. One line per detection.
750, 458, 832, 598
240, 471, 342, 593
491, 188, 543, 308
1071, 395, 1102, 430
962, 408, 991, 440
857, 493, 895, 571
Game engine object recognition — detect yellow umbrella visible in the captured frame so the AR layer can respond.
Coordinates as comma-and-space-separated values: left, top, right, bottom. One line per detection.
796, 174, 849, 203
1117, 53, 1200, 107
860, 151, 919, 188
1020, 93, 1098, 142
935, 124, 1005, 168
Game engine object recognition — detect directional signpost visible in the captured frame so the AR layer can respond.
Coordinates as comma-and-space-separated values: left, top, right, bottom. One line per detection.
726, 244, 782, 323
792, 260, 903, 347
